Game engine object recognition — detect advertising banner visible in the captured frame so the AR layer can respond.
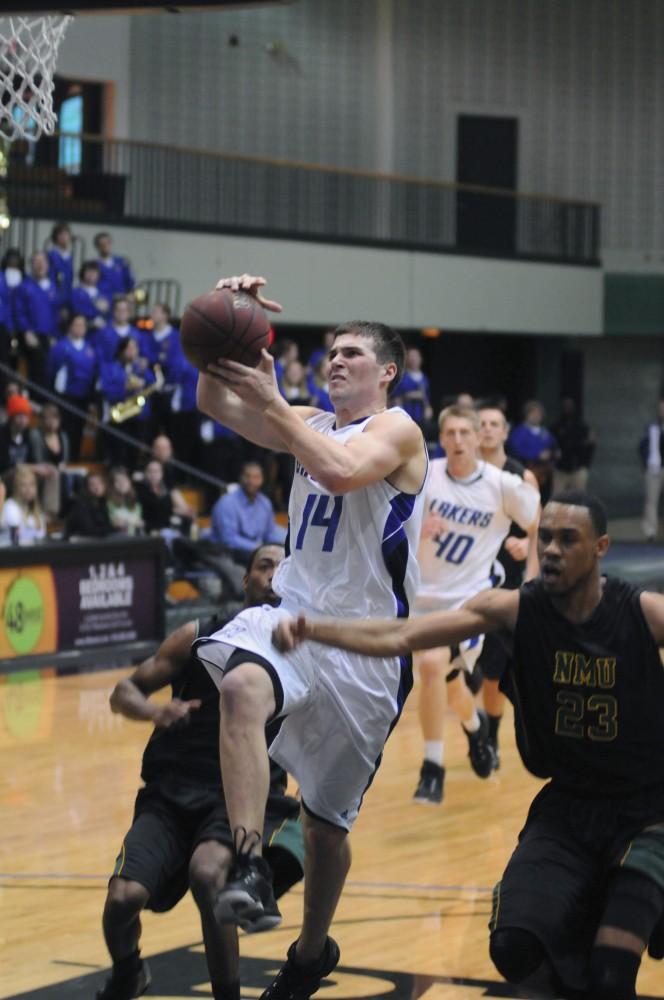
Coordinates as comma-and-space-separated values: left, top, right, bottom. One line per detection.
0, 541, 164, 665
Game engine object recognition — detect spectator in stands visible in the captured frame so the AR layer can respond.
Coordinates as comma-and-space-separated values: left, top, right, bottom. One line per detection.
71, 261, 110, 330
107, 466, 145, 536
0, 393, 38, 473
1, 249, 24, 367
507, 399, 558, 502
210, 461, 285, 562
99, 336, 156, 467
139, 303, 184, 436
393, 346, 433, 431
169, 355, 200, 465
456, 391, 475, 408
14, 250, 64, 387
551, 397, 596, 493
48, 313, 99, 461
0, 380, 22, 422
0, 262, 11, 377
279, 359, 311, 404
135, 459, 193, 536
273, 338, 298, 389
1, 465, 47, 545
307, 329, 335, 373
65, 470, 115, 539
92, 296, 140, 364
47, 222, 74, 305
28, 403, 70, 517
640, 397, 664, 542
1, 247, 24, 293
150, 433, 178, 488
307, 356, 333, 412
94, 231, 135, 300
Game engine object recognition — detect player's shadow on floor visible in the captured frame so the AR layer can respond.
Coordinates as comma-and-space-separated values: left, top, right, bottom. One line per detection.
6, 946, 664, 1000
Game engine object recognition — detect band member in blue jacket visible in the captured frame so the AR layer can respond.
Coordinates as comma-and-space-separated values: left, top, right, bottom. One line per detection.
72, 261, 111, 331
47, 222, 75, 305
48, 314, 99, 459
99, 336, 157, 466
94, 231, 135, 299
14, 250, 65, 386
92, 296, 141, 364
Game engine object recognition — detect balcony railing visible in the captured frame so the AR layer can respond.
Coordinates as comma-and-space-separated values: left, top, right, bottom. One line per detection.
3, 133, 600, 265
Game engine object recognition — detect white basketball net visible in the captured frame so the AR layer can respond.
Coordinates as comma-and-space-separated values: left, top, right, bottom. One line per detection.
0, 15, 73, 141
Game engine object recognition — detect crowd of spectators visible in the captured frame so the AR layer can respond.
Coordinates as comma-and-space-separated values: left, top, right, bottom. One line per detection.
2, 219, 639, 593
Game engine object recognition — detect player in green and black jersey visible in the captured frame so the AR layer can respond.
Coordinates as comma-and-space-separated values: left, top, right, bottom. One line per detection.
276, 492, 664, 999
97, 543, 303, 1000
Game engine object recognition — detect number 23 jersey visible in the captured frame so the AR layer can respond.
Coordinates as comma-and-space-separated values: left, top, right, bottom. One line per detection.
273, 409, 427, 619
416, 458, 539, 609
511, 576, 664, 796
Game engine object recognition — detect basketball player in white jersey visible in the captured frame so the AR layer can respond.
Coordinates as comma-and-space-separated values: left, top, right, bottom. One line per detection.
413, 405, 539, 804
195, 274, 428, 1000
477, 405, 540, 765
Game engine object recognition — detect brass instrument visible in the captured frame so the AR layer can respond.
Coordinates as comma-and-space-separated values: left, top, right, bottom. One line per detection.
110, 365, 164, 423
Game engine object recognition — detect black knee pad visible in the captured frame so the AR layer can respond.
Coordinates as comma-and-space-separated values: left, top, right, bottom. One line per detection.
588, 945, 640, 1000
602, 869, 664, 944
489, 927, 545, 983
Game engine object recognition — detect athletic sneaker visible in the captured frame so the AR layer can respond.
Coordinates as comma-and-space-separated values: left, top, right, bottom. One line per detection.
487, 735, 501, 771
413, 760, 445, 804
214, 852, 282, 933
465, 710, 496, 778
95, 959, 151, 1000
260, 937, 340, 1000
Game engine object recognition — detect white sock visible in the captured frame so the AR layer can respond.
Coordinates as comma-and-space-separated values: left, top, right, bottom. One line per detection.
462, 710, 481, 734
424, 741, 444, 766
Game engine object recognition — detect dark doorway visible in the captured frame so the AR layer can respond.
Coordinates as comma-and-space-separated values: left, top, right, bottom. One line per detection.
423, 331, 538, 423
456, 114, 518, 255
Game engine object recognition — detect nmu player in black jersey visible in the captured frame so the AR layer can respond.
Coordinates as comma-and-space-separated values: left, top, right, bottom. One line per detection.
97, 544, 304, 1000
276, 491, 664, 999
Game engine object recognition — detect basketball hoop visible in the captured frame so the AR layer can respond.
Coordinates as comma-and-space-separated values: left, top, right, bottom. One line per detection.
0, 15, 72, 142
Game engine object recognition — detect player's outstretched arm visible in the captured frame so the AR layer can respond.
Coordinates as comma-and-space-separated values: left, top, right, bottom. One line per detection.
273, 589, 519, 658
110, 622, 201, 727
639, 591, 664, 646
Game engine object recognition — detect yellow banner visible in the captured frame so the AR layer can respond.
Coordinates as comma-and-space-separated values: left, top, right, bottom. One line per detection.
0, 566, 58, 659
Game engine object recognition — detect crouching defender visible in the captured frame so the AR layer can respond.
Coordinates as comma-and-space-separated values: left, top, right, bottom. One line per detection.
97, 544, 303, 1000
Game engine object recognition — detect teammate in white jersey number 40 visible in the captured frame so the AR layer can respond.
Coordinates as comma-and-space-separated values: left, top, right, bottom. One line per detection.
412, 405, 540, 805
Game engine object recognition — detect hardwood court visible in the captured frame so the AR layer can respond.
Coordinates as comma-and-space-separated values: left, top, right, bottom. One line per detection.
1, 665, 662, 1000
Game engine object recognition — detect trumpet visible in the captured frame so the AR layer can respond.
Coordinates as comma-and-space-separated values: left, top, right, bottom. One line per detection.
111, 365, 164, 423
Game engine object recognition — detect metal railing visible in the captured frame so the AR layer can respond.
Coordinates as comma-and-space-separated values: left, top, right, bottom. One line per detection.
3, 132, 601, 265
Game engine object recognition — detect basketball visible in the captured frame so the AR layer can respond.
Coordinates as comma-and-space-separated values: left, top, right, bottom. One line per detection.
179, 287, 271, 372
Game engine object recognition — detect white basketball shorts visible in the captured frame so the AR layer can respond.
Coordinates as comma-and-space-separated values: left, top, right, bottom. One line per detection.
194, 603, 411, 831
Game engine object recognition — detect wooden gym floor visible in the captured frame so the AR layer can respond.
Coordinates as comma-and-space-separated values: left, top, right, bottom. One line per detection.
1, 665, 662, 1000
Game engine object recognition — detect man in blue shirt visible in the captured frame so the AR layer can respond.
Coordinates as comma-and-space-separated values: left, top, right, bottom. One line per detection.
392, 346, 433, 430
14, 250, 65, 386
94, 231, 135, 299
210, 462, 285, 560
507, 400, 558, 502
